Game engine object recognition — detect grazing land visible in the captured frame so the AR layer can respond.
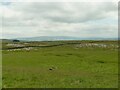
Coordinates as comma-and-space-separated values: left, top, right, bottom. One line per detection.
2, 40, 118, 88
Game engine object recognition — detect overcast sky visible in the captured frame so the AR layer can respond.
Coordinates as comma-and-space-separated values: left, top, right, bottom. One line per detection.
0, 1, 118, 39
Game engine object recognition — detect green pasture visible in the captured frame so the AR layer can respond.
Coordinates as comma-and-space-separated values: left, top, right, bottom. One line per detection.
2, 41, 118, 88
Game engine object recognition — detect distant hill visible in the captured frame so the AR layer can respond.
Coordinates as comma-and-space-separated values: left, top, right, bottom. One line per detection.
1, 36, 118, 42
15, 36, 118, 41
1, 39, 20, 43
0, 39, 13, 43
16, 36, 80, 41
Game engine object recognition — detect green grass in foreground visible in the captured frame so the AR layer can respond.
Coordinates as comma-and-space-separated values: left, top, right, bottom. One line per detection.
2, 44, 118, 88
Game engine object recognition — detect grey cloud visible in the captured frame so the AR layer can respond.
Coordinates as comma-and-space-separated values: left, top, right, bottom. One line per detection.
40, 2, 117, 23
5, 2, 117, 23
1, 2, 118, 38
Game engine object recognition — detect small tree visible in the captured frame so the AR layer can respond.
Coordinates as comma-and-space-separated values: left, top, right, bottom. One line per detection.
13, 40, 20, 42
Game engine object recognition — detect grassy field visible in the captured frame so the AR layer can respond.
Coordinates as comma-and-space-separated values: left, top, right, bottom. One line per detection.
2, 40, 118, 88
